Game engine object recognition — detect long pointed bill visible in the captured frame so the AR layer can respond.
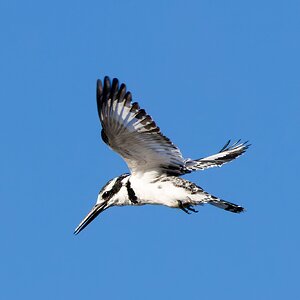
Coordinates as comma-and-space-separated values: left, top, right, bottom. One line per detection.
74, 203, 107, 235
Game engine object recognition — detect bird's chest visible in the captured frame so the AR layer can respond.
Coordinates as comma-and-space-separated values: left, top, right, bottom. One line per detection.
129, 177, 188, 206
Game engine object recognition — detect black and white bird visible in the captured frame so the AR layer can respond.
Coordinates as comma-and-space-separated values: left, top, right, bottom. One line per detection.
74, 76, 250, 234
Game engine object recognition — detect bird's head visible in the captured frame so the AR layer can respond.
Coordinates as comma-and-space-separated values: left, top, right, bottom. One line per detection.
74, 174, 129, 235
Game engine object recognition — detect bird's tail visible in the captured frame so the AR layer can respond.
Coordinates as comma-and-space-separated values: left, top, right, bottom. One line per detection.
208, 197, 245, 213
186, 187, 245, 213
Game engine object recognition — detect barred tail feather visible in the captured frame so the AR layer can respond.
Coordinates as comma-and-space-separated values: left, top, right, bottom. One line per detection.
187, 188, 245, 214
209, 198, 245, 213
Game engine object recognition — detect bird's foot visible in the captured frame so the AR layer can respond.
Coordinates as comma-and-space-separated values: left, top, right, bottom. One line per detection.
178, 200, 190, 214
178, 201, 198, 214
186, 205, 198, 213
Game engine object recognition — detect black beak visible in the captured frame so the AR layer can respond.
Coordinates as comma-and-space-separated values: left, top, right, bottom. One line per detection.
74, 203, 107, 235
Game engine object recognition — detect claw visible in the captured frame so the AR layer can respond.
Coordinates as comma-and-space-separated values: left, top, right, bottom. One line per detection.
178, 201, 191, 214
178, 201, 199, 214
186, 205, 198, 213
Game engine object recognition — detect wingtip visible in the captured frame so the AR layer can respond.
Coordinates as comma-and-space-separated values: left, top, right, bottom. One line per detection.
103, 75, 110, 82
104, 76, 111, 90
241, 140, 251, 151
112, 77, 119, 87
220, 139, 251, 153
219, 140, 231, 152
97, 76, 124, 99
111, 78, 120, 101
96, 79, 103, 96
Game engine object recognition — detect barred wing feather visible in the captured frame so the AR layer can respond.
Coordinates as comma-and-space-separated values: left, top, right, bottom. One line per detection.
185, 140, 250, 171
97, 77, 186, 176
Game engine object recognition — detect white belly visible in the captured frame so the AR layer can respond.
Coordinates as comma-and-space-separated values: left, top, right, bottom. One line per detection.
130, 176, 189, 208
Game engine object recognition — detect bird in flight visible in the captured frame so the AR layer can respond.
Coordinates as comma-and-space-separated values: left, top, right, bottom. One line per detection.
74, 76, 249, 234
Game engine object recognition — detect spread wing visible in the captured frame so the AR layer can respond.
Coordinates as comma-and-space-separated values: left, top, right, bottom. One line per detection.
184, 140, 250, 171
96, 76, 186, 176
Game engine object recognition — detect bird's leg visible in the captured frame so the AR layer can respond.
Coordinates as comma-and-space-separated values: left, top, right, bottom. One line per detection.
185, 198, 199, 213
177, 200, 191, 214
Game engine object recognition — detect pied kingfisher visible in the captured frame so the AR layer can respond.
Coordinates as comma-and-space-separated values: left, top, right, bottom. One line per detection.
74, 76, 250, 234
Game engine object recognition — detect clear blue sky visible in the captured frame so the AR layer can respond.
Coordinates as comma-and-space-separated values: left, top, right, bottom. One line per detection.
1, 1, 299, 299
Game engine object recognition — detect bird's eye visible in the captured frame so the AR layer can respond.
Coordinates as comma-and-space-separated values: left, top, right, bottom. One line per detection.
102, 191, 110, 199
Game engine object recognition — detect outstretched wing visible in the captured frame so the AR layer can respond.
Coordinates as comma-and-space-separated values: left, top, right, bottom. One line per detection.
184, 140, 250, 171
97, 76, 186, 176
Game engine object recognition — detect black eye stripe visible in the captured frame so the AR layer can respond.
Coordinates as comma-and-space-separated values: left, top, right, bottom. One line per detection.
101, 174, 129, 201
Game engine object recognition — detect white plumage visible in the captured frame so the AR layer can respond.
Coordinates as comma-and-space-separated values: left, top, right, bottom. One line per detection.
74, 76, 250, 234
